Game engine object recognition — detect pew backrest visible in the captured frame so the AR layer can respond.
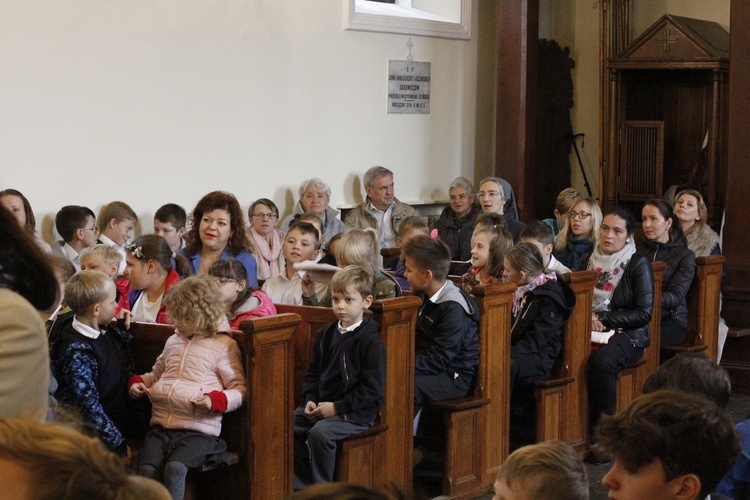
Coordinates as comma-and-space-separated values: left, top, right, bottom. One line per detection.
129, 314, 301, 499
685, 255, 726, 361
275, 296, 421, 494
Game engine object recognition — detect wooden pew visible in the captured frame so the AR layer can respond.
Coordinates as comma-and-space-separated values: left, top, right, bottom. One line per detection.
275, 296, 421, 494
534, 271, 597, 453
663, 255, 725, 361
425, 282, 515, 498
616, 262, 665, 412
129, 314, 301, 500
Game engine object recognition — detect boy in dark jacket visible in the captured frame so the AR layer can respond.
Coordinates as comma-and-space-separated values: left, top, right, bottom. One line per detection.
402, 235, 480, 406
50, 270, 135, 457
294, 265, 386, 487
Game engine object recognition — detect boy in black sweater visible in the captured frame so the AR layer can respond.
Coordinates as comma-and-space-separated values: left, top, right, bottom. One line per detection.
50, 270, 135, 457
293, 265, 386, 487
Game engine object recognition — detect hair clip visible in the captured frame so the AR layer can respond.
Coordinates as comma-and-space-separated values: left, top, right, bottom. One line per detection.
125, 243, 145, 259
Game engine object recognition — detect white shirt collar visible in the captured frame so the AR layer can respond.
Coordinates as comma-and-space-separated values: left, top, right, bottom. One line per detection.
61, 243, 81, 270
338, 319, 363, 334
428, 281, 449, 303
72, 316, 102, 339
366, 199, 395, 215
98, 233, 120, 250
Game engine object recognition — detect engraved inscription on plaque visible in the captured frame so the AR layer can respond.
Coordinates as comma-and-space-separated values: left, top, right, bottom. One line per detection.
388, 59, 431, 114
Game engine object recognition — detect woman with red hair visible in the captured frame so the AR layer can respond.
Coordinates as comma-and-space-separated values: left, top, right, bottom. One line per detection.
180, 191, 258, 286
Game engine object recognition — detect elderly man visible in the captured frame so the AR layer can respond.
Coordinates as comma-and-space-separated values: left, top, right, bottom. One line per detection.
344, 166, 415, 248
280, 178, 347, 246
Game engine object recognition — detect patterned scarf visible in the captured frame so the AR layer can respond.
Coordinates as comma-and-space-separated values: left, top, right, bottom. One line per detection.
250, 226, 281, 279
587, 239, 636, 312
512, 272, 556, 316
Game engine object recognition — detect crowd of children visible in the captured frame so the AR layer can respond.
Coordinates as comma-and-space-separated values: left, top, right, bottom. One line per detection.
0, 176, 739, 499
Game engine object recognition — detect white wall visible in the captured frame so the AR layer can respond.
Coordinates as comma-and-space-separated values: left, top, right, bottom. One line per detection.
0, 0, 482, 241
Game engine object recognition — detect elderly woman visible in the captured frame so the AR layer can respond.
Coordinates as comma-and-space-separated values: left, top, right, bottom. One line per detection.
180, 191, 258, 286
477, 177, 525, 241
0, 189, 51, 253
433, 177, 482, 262
279, 178, 346, 246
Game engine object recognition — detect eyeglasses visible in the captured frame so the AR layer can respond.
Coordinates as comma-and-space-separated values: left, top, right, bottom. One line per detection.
252, 213, 278, 220
213, 278, 236, 286
477, 191, 503, 199
567, 210, 592, 220
82, 225, 98, 232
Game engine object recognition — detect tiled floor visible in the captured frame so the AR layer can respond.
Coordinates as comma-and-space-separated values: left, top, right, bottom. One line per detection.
425, 393, 750, 500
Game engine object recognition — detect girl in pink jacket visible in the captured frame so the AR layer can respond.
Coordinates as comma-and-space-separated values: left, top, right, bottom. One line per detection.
128, 276, 246, 500
209, 258, 277, 330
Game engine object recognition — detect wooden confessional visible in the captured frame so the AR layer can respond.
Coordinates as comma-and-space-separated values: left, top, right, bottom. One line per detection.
603, 15, 729, 227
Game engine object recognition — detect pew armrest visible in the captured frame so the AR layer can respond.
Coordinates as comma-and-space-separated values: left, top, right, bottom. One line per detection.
536, 375, 575, 389
339, 423, 389, 443
198, 452, 241, 472
662, 343, 709, 353
429, 396, 490, 411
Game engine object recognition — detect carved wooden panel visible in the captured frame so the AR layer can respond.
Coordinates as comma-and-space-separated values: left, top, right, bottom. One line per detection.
560, 271, 597, 453
472, 282, 515, 484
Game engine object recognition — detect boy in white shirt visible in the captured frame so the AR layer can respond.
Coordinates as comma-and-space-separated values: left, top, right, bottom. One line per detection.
53, 205, 98, 272
262, 221, 326, 305
153, 203, 187, 253
520, 220, 571, 274
98, 201, 137, 274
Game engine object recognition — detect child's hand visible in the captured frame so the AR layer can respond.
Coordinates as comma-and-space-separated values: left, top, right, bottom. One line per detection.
128, 382, 148, 399
193, 395, 213, 411
311, 402, 336, 419
117, 309, 132, 330
304, 400, 318, 421
301, 272, 315, 299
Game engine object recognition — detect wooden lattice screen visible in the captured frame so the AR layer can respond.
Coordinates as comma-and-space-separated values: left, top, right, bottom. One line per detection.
619, 120, 664, 200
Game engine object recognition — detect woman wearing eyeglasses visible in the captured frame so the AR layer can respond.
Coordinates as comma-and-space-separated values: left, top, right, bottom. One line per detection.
552, 197, 602, 271
247, 198, 283, 280
477, 177, 526, 241
279, 178, 346, 247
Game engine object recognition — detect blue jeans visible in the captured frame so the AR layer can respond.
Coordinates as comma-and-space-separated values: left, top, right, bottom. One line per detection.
293, 406, 369, 486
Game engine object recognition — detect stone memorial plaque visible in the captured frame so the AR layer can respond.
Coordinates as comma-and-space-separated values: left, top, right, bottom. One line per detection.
388, 59, 431, 114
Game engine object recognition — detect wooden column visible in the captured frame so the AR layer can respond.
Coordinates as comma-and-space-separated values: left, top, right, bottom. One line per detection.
495, 0, 538, 222
723, 1, 750, 327
719, 0, 750, 392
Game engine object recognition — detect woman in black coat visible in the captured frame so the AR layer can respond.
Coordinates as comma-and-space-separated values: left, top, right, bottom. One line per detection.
587, 208, 654, 439
638, 199, 695, 347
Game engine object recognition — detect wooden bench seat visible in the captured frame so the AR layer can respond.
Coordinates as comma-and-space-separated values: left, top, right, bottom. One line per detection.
418, 282, 515, 498
663, 255, 725, 361
535, 270, 597, 452
275, 295, 421, 494
129, 313, 301, 499
617, 262, 665, 411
